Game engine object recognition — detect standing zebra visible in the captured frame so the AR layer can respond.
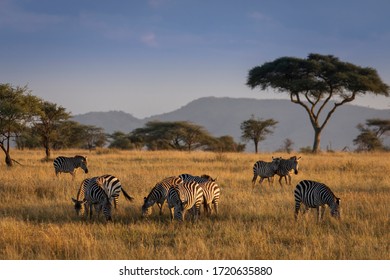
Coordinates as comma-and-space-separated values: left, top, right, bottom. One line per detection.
179, 173, 216, 184
276, 156, 301, 187
294, 180, 341, 221
167, 181, 204, 222
53, 155, 89, 179
142, 176, 183, 217
72, 181, 112, 221
95, 174, 134, 208
198, 180, 220, 216
251, 157, 281, 188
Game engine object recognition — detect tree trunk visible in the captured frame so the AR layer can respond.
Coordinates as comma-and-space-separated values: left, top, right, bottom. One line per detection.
45, 146, 51, 160
312, 128, 322, 153
253, 140, 259, 153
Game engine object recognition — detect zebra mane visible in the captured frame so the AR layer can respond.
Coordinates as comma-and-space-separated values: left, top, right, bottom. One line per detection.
75, 155, 87, 161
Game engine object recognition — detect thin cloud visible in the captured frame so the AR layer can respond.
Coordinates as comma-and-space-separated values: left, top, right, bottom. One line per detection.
140, 32, 158, 47
0, 0, 65, 32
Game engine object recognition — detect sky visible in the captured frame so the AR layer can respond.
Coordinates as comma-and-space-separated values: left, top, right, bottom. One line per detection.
1, 0, 390, 118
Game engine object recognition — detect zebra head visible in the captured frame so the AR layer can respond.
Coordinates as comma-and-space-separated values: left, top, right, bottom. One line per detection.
141, 196, 154, 217
71, 197, 87, 216
75, 155, 89, 174
271, 156, 282, 171
330, 197, 341, 219
200, 174, 217, 182
174, 199, 188, 221
290, 156, 301, 175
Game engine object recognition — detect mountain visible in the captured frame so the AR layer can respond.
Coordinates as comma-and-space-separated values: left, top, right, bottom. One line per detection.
72, 97, 390, 152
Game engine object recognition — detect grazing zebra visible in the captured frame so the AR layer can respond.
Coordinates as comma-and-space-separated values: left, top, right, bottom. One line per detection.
95, 174, 134, 208
71, 177, 94, 216
251, 157, 281, 188
276, 156, 301, 187
72, 182, 112, 221
198, 180, 220, 216
167, 181, 204, 222
294, 180, 341, 221
53, 155, 88, 179
179, 173, 216, 184
142, 176, 183, 217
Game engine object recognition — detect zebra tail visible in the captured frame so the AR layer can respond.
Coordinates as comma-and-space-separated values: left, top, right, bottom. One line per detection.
121, 188, 134, 202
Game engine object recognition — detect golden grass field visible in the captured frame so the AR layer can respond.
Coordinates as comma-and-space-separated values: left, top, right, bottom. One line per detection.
0, 149, 389, 260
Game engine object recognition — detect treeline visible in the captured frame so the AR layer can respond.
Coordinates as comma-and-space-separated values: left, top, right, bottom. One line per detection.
0, 83, 245, 166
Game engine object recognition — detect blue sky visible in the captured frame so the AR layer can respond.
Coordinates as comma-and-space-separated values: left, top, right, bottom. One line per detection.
1, 0, 390, 118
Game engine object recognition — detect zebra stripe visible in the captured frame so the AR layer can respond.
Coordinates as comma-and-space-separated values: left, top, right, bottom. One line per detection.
53, 155, 88, 178
251, 157, 281, 188
179, 173, 216, 184
72, 181, 112, 221
276, 156, 301, 186
198, 181, 220, 216
96, 174, 134, 208
142, 176, 183, 217
167, 181, 204, 222
294, 180, 341, 221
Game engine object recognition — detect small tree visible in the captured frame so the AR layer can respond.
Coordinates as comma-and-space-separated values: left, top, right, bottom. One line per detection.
0, 84, 41, 166
34, 101, 70, 160
353, 118, 390, 151
240, 116, 278, 153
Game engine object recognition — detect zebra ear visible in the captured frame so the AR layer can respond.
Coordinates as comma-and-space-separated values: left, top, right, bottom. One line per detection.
336, 197, 341, 204
71, 197, 77, 203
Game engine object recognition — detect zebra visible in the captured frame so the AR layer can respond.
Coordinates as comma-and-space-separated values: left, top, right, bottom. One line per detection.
198, 180, 221, 216
179, 173, 216, 184
72, 181, 112, 221
53, 155, 88, 179
276, 156, 301, 187
142, 176, 183, 217
251, 157, 281, 188
294, 180, 341, 222
95, 174, 134, 208
167, 181, 204, 222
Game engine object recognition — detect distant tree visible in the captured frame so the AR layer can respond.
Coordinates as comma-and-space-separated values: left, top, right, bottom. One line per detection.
51, 120, 87, 149
34, 101, 71, 160
280, 138, 294, 154
247, 53, 389, 153
0, 84, 41, 166
206, 135, 246, 152
108, 131, 133, 150
82, 125, 107, 150
132, 121, 213, 151
240, 115, 278, 153
353, 118, 390, 151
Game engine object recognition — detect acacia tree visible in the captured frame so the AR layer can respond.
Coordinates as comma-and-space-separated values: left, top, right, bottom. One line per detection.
131, 121, 214, 151
0, 84, 41, 166
247, 53, 389, 153
240, 116, 277, 153
34, 101, 71, 160
353, 118, 390, 151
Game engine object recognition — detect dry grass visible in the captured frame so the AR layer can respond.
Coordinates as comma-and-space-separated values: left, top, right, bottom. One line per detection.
0, 149, 389, 260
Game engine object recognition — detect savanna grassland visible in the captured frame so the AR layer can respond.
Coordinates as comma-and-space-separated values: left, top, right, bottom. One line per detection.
0, 149, 389, 260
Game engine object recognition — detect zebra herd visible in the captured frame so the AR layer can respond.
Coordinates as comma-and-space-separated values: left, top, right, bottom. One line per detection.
54, 154, 340, 223
252, 155, 341, 221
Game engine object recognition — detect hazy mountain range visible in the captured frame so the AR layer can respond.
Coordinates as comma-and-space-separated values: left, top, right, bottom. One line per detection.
72, 97, 390, 152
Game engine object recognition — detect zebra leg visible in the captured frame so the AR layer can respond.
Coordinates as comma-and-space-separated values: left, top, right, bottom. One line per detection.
251, 174, 258, 188
213, 201, 219, 215
294, 201, 301, 220
319, 206, 326, 222
287, 174, 292, 185
157, 202, 163, 215
278, 176, 283, 187
114, 197, 119, 209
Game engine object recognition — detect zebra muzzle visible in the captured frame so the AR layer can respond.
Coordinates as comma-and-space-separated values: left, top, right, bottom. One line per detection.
294, 170, 298, 175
